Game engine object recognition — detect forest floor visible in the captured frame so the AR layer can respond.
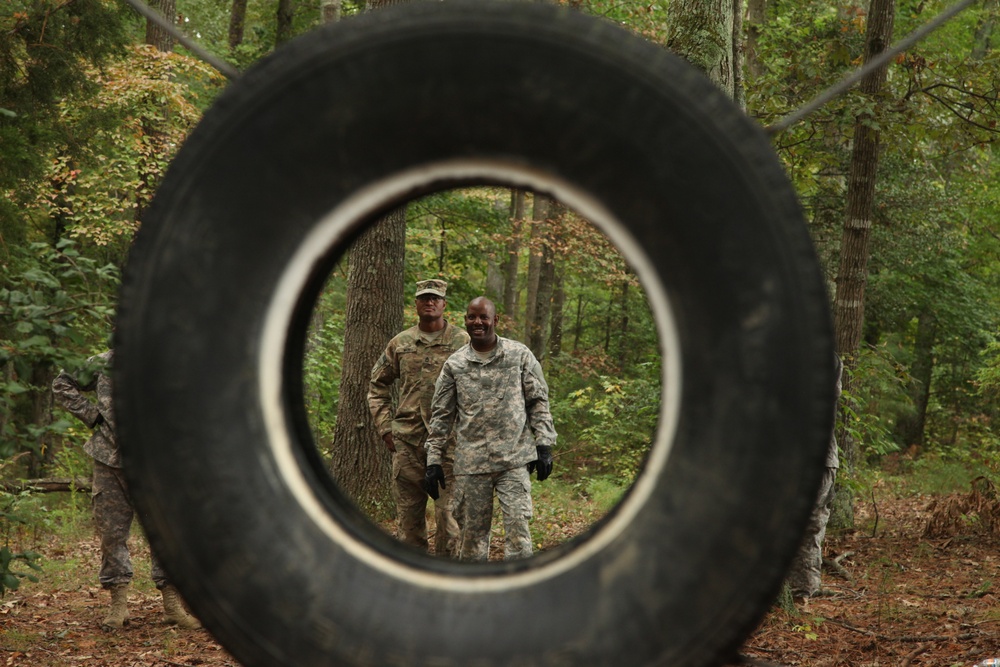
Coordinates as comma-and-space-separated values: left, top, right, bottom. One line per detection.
2, 488, 1000, 667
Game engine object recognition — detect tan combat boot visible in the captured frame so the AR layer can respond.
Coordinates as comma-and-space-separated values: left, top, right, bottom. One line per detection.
101, 583, 129, 631
161, 585, 201, 629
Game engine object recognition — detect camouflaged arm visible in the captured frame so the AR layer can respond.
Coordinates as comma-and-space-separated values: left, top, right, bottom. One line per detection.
425, 364, 458, 467
51, 372, 102, 429
367, 350, 397, 438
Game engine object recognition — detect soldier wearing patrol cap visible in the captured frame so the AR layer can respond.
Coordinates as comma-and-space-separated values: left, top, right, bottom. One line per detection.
368, 279, 469, 557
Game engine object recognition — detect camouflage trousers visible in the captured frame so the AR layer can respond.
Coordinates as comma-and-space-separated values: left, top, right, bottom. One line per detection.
786, 466, 837, 598
392, 441, 459, 557
92, 460, 167, 589
452, 466, 533, 562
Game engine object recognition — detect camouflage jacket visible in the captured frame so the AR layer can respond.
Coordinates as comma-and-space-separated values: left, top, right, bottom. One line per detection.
425, 337, 557, 474
51, 350, 119, 468
368, 321, 470, 447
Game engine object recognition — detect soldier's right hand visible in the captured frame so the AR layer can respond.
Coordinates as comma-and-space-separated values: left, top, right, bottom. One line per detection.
423, 464, 445, 500
381, 433, 396, 453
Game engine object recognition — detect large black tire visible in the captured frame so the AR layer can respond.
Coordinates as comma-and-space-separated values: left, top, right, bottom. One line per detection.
115, 3, 835, 666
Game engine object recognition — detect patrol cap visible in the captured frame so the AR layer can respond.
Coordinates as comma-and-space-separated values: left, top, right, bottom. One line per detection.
415, 279, 447, 298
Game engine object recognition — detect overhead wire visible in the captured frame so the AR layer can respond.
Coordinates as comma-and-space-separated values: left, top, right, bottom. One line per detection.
120, 0, 979, 130
120, 0, 240, 80
765, 0, 979, 134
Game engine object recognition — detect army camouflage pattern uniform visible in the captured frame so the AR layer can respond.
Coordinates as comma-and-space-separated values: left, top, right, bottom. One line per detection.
787, 352, 843, 599
369, 321, 469, 556
425, 336, 557, 561
51, 351, 167, 589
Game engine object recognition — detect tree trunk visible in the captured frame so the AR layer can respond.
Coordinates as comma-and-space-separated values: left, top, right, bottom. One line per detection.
666, 0, 743, 101
831, 0, 896, 529
327, 211, 405, 520
548, 270, 565, 357
27, 363, 56, 478
523, 195, 548, 342
275, 0, 294, 47
144, 0, 176, 52
228, 0, 248, 50
744, 0, 768, 82
501, 190, 525, 324
321, 0, 342, 24
894, 311, 937, 451
530, 243, 555, 359
617, 279, 630, 374
486, 255, 504, 305
972, 0, 999, 59
572, 294, 585, 353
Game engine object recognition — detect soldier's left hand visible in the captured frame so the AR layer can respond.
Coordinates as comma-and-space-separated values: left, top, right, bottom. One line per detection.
423, 464, 445, 499
532, 445, 553, 481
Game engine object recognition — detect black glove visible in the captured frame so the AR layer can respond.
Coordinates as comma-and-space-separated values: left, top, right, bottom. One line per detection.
423, 464, 445, 500
530, 445, 553, 481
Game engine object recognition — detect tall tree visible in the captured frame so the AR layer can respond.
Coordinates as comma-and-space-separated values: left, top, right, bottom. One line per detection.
326, 0, 408, 518
744, 0, 768, 81
327, 213, 405, 516
832, 0, 896, 480
228, 0, 248, 51
145, 0, 177, 52
548, 270, 565, 357
501, 189, 525, 324
524, 194, 555, 357
665, 0, 744, 100
275, 0, 294, 46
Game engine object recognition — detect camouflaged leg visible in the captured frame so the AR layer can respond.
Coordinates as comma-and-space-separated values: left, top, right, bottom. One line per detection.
786, 467, 836, 597
392, 442, 429, 551
149, 549, 168, 590
91, 461, 134, 588
495, 466, 533, 560
454, 474, 494, 562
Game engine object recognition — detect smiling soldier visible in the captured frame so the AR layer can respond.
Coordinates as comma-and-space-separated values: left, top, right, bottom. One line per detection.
423, 296, 557, 561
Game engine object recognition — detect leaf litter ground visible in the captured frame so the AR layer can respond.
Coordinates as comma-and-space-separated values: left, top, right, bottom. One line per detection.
3, 492, 1000, 666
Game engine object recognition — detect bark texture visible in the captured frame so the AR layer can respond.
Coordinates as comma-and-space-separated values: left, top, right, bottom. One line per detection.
327, 213, 405, 519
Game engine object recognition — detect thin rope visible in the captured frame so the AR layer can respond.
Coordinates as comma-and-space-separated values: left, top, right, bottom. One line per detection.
120, 0, 241, 80
766, 0, 978, 134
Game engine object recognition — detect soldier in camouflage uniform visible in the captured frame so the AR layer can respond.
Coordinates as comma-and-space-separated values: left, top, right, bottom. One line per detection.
52, 350, 200, 631
368, 279, 469, 557
787, 351, 844, 603
424, 296, 557, 561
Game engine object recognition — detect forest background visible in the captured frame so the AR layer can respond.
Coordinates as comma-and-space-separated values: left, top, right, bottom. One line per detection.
1, 0, 1000, 606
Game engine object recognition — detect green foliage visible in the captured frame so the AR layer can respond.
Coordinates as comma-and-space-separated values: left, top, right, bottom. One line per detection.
552, 359, 660, 483
0, 0, 136, 232
840, 347, 906, 461
0, 239, 118, 460
304, 292, 347, 454
977, 338, 1000, 397
0, 491, 42, 597
0, 545, 41, 597
17, 45, 226, 258
528, 474, 626, 550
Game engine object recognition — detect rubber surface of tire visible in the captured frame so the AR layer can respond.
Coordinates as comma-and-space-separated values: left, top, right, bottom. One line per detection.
115, 3, 836, 666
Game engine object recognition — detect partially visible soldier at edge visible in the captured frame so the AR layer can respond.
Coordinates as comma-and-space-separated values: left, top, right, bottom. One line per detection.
368, 279, 469, 557
786, 350, 844, 605
423, 296, 557, 561
52, 349, 201, 631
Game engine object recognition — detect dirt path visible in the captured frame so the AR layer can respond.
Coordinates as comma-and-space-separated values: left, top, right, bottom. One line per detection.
3, 494, 998, 666
737, 492, 1000, 667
